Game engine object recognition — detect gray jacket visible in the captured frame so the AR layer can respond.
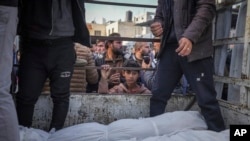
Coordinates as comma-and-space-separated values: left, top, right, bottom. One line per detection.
155, 0, 216, 62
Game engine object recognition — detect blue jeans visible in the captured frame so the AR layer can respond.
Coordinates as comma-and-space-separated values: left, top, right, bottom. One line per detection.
150, 43, 225, 132
0, 6, 20, 141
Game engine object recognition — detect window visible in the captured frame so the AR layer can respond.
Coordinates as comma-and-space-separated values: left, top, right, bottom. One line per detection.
94, 30, 101, 36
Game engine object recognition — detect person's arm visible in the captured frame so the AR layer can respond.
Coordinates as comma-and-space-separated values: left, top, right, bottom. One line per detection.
182, 0, 216, 44
151, 0, 164, 37
154, 0, 164, 24
143, 71, 155, 90
72, 0, 91, 47
98, 78, 109, 94
86, 49, 98, 85
141, 60, 155, 90
98, 65, 111, 94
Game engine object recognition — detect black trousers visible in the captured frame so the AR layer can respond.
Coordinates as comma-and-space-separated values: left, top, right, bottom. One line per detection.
150, 44, 225, 132
16, 37, 75, 130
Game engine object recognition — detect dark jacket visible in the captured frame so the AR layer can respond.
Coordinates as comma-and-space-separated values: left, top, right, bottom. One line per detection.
0, 0, 18, 6
155, 0, 216, 62
18, 0, 90, 47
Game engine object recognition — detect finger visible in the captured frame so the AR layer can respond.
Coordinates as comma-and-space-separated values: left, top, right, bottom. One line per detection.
151, 27, 163, 35
155, 30, 163, 37
111, 78, 120, 84
110, 74, 119, 80
113, 75, 120, 79
151, 22, 161, 28
113, 73, 120, 76
113, 78, 120, 82
179, 45, 191, 56
176, 40, 185, 53
151, 25, 162, 31
151, 23, 162, 30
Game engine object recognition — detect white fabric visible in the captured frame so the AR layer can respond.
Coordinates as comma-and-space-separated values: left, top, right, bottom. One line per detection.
118, 129, 229, 141
19, 126, 49, 141
20, 111, 229, 141
108, 111, 207, 141
47, 111, 207, 141
47, 122, 107, 141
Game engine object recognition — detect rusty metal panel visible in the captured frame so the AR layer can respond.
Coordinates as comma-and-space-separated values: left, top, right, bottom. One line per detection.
219, 100, 250, 128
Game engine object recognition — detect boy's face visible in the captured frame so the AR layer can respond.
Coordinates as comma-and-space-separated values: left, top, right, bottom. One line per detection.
122, 70, 139, 85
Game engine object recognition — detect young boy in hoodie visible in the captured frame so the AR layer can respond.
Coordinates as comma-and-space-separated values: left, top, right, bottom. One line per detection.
98, 60, 151, 94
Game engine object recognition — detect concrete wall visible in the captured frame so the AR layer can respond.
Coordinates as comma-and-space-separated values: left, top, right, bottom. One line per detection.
32, 94, 250, 131
32, 94, 198, 130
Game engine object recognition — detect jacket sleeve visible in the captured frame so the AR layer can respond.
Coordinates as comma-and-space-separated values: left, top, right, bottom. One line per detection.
143, 71, 156, 90
72, 0, 91, 47
182, 0, 216, 44
86, 50, 99, 84
154, 0, 164, 25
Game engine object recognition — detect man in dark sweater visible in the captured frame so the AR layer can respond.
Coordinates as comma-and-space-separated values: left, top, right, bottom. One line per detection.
16, 0, 90, 131
0, 0, 20, 140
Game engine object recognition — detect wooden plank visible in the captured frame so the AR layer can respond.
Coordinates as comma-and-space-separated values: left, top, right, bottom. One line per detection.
214, 75, 250, 87
228, 2, 247, 103
214, 8, 232, 99
213, 37, 244, 46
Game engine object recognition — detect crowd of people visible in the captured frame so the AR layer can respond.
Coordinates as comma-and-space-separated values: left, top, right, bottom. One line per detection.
0, 0, 225, 140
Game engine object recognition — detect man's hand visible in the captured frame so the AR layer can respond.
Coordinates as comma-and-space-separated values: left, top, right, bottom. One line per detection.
150, 22, 163, 37
109, 73, 120, 85
100, 65, 112, 80
175, 37, 193, 56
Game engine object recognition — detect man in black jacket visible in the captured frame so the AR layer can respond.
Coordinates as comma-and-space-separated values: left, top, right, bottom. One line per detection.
150, 0, 225, 132
0, 1, 20, 140
16, 0, 90, 131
